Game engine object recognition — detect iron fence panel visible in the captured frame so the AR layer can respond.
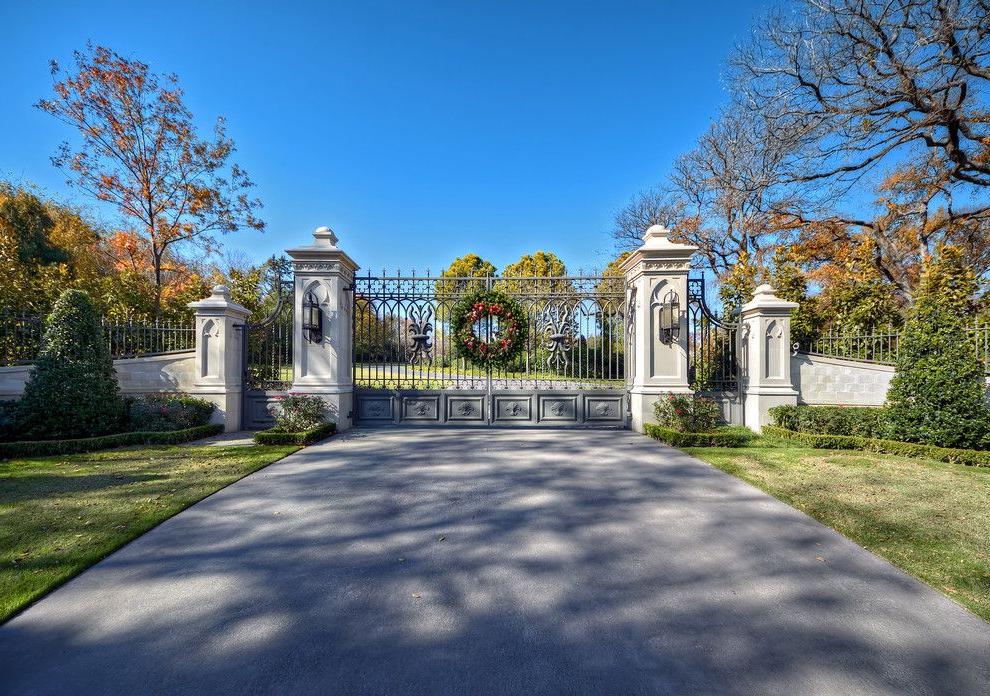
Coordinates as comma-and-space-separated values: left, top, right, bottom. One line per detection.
352, 273, 626, 392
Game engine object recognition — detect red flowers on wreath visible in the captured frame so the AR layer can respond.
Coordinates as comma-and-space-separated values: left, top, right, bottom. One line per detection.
451, 288, 528, 370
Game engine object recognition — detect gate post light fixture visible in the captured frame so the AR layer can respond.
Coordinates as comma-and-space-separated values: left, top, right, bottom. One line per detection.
302, 290, 323, 343
658, 289, 680, 345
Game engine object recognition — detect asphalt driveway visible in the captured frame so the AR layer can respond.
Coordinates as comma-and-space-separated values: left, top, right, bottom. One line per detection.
2, 428, 989, 695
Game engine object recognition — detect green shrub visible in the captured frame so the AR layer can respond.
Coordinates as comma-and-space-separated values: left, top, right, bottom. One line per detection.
768, 405, 885, 438
128, 393, 215, 431
884, 246, 990, 449
0, 400, 17, 442
254, 422, 336, 446
15, 290, 125, 440
762, 426, 990, 468
269, 393, 327, 432
653, 393, 722, 432
644, 423, 755, 448
0, 423, 223, 459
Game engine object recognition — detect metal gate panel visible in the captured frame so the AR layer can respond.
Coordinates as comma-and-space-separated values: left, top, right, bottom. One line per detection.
686, 276, 741, 423
242, 265, 294, 429
354, 389, 626, 427
352, 272, 628, 428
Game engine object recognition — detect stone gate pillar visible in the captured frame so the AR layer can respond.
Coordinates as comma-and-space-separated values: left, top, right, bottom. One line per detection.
286, 226, 360, 431
739, 284, 799, 432
187, 285, 252, 432
621, 225, 697, 432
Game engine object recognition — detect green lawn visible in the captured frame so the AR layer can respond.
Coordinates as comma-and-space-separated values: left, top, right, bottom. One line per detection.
0, 443, 298, 623
685, 437, 990, 622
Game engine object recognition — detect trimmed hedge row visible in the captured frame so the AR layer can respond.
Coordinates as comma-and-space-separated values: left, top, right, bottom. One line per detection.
0, 423, 224, 460
768, 405, 885, 438
644, 424, 755, 448
253, 422, 337, 446
762, 425, 990, 468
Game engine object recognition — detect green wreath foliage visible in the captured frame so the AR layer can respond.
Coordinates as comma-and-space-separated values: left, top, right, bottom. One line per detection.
450, 289, 528, 370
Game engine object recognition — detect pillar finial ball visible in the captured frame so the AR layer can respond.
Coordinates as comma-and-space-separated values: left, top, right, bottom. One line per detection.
313, 225, 339, 247
211, 284, 232, 300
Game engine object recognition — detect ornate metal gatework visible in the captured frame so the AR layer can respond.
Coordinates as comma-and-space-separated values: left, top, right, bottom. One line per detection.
242, 260, 294, 429
686, 276, 739, 392
352, 272, 627, 426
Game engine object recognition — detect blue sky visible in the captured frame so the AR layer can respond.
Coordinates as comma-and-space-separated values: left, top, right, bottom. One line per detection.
1, 0, 771, 275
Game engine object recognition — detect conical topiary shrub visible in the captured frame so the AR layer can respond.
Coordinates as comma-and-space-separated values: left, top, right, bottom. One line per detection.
16, 290, 125, 439
884, 245, 990, 449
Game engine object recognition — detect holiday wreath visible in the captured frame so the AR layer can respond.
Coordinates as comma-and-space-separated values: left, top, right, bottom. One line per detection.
450, 289, 528, 369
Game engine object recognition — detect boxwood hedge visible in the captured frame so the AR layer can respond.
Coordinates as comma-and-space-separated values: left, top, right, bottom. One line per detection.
762, 425, 990, 468
253, 422, 337, 446
644, 424, 755, 448
768, 405, 885, 438
0, 423, 223, 460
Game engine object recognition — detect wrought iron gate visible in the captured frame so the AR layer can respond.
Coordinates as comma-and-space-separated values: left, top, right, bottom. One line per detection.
242, 268, 294, 430
352, 272, 627, 426
686, 276, 741, 418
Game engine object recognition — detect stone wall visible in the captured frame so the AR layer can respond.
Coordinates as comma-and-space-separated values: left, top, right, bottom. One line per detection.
792, 352, 893, 407
0, 351, 196, 400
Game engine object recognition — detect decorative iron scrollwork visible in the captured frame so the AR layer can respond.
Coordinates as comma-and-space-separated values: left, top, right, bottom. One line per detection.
407, 304, 434, 364
539, 302, 575, 370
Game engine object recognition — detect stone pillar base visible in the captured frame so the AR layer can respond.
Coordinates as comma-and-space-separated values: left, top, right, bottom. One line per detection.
188, 387, 243, 432
629, 386, 693, 433
743, 387, 798, 433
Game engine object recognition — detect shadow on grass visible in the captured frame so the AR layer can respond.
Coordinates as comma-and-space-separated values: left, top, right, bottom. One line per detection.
0, 473, 166, 504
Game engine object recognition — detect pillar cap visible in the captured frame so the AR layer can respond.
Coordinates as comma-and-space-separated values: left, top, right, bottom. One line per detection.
740, 283, 799, 315
619, 225, 698, 274
286, 225, 359, 272
313, 226, 339, 248
187, 284, 252, 318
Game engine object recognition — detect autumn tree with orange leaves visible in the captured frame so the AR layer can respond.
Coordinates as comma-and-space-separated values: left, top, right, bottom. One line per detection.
37, 44, 264, 316
615, 0, 989, 327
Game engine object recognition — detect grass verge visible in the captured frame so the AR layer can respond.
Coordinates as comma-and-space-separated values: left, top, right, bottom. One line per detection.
684, 437, 990, 623
0, 443, 298, 623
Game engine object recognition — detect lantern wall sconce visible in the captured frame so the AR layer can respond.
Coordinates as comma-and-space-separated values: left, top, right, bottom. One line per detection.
658, 289, 680, 344
302, 290, 323, 343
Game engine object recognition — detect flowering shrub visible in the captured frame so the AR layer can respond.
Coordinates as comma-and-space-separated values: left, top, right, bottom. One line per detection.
653, 394, 722, 432
128, 393, 215, 432
269, 393, 327, 432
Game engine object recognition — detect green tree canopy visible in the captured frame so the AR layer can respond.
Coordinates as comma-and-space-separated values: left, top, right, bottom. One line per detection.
769, 249, 820, 345
718, 252, 759, 320
499, 251, 570, 295
434, 254, 498, 320
0, 184, 67, 265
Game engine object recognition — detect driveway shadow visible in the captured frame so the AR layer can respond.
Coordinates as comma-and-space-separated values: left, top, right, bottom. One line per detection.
1, 427, 988, 695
